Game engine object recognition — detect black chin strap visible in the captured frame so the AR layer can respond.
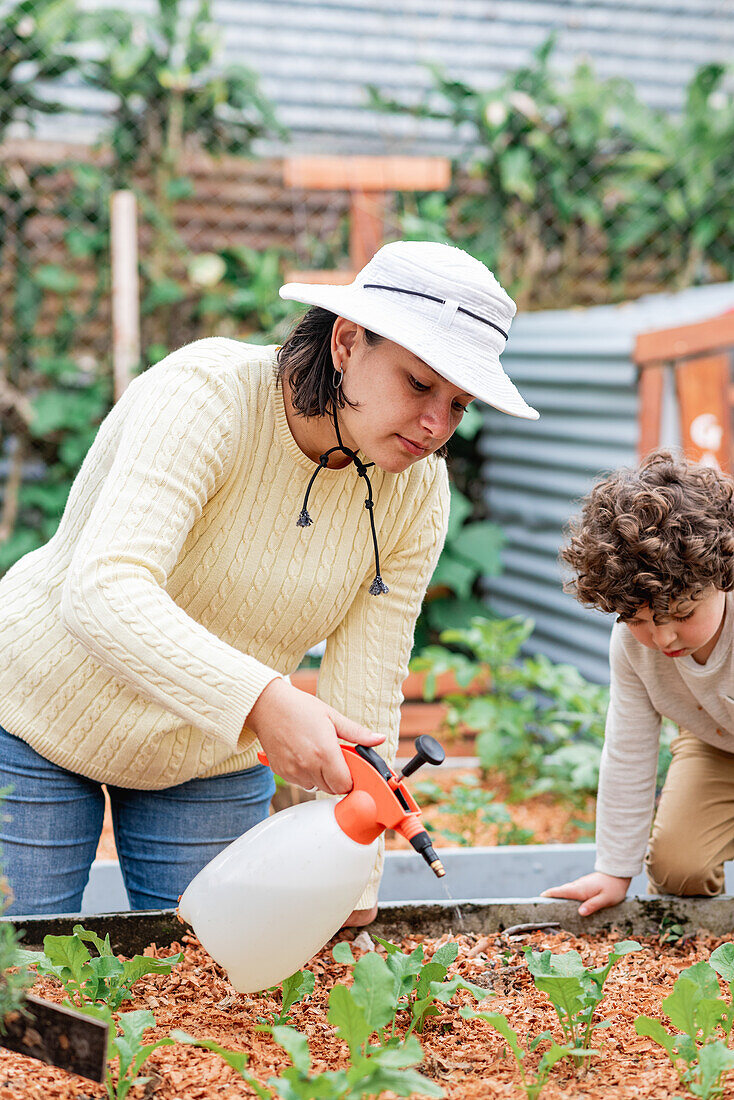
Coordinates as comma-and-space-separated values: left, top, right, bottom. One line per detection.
296, 405, 389, 597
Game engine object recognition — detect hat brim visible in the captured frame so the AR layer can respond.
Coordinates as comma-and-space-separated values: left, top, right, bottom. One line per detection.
279, 281, 539, 420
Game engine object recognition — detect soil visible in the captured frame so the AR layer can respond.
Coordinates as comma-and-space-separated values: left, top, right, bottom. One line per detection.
95, 768, 595, 863
2, 922, 730, 1098
386, 767, 596, 850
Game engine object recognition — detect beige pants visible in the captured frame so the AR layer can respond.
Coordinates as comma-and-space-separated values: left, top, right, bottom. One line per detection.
645, 730, 734, 896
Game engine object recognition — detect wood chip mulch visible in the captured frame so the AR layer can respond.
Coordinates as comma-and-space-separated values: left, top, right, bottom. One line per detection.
2, 921, 731, 1099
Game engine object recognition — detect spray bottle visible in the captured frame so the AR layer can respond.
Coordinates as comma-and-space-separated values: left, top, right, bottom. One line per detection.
178, 735, 446, 992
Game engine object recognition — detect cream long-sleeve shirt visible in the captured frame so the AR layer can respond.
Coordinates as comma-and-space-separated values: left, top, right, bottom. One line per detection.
0, 338, 449, 905
595, 593, 734, 878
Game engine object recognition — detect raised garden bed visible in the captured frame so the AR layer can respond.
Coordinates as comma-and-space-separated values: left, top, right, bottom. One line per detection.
96, 763, 594, 865
4, 899, 734, 1099
88, 761, 599, 914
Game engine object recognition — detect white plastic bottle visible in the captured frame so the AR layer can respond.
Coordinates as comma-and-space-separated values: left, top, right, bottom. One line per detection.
179, 740, 445, 993
178, 797, 377, 992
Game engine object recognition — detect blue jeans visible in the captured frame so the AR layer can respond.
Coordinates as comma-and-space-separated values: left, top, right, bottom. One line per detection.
0, 723, 275, 915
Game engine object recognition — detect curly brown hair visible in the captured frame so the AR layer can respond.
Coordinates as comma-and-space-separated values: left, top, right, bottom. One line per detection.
561, 450, 734, 620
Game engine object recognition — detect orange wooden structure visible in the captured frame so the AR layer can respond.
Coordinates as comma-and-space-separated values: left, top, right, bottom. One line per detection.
635, 311, 734, 471
283, 155, 451, 282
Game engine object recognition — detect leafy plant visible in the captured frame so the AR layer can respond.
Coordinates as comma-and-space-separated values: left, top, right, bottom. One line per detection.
106, 1007, 174, 1100
635, 947, 734, 1099
415, 468, 505, 653
75, 0, 286, 351
0, 0, 81, 142
608, 63, 734, 287
525, 940, 642, 1065
193, 245, 301, 342
262, 969, 316, 1026
0, 920, 32, 1033
332, 936, 489, 1037
459, 1008, 581, 1099
175, 1009, 446, 1099
421, 774, 533, 846
173, 1030, 271, 1098
412, 614, 674, 803
0, 798, 33, 1031
16, 924, 182, 1011
369, 35, 634, 307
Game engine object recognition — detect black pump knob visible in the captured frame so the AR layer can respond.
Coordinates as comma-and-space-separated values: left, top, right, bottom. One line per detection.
399, 735, 446, 779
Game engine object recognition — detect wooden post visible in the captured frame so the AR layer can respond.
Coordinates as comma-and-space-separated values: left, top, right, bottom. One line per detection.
637, 365, 665, 461
110, 190, 140, 401
634, 312, 734, 472
676, 354, 731, 469
283, 155, 451, 282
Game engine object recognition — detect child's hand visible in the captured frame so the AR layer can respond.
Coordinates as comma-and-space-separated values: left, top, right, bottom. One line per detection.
540, 872, 631, 916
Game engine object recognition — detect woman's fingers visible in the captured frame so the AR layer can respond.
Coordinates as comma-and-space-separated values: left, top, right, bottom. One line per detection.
319, 749, 353, 795
332, 712, 384, 747
248, 681, 384, 793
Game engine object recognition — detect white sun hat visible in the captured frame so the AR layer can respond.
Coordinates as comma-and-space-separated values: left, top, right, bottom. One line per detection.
279, 240, 538, 420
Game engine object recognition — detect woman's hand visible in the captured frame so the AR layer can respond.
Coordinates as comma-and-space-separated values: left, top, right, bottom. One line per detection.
246, 678, 384, 795
541, 872, 631, 916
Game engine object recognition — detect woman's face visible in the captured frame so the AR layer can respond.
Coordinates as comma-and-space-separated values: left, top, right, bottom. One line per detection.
333, 320, 474, 473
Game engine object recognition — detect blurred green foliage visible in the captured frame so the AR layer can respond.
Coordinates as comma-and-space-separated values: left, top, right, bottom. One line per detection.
0, 0, 285, 573
382, 37, 734, 308
411, 615, 675, 803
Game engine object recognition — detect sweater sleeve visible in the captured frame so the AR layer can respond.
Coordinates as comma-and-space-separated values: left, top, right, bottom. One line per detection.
594, 624, 663, 878
60, 361, 281, 749
317, 459, 451, 909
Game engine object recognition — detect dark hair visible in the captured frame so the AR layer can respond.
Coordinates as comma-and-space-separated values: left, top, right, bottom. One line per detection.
276, 306, 449, 460
276, 306, 383, 417
561, 449, 734, 620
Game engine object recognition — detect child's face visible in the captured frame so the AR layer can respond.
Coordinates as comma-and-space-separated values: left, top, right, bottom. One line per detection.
621, 587, 727, 663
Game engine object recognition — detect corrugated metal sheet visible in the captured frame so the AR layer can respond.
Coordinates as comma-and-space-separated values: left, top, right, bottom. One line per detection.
16, 0, 734, 152
480, 280, 734, 684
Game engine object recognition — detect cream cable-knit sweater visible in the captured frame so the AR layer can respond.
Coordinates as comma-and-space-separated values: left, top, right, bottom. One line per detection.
0, 338, 449, 906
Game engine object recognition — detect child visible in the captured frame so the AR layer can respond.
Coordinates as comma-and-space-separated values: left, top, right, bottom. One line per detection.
542, 450, 734, 915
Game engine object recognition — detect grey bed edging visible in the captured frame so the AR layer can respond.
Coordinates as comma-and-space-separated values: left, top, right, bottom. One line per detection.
4, 894, 733, 954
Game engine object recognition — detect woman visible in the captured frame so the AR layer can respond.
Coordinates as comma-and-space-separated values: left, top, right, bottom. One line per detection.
0, 240, 537, 919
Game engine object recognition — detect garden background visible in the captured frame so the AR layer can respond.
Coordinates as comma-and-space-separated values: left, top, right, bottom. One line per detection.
1, 0, 734, 846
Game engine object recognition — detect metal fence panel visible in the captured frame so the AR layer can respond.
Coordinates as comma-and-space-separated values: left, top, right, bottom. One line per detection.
480, 280, 734, 683
19, 0, 734, 152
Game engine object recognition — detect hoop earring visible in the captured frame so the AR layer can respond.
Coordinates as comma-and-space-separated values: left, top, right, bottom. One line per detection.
332, 365, 343, 389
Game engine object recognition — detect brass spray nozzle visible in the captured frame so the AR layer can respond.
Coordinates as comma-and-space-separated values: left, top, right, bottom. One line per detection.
430, 858, 446, 878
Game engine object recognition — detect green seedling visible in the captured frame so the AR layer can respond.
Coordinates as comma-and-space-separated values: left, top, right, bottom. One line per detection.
635, 946, 734, 1099
333, 936, 490, 1036
108, 1008, 174, 1100
426, 775, 534, 847
76, 1003, 173, 1100
174, 995, 445, 1099
524, 940, 641, 1065
412, 778, 445, 806
16, 924, 182, 1011
262, 969, 315, 1025
659, 915, 687, 945
460, 1009, 585, 1099
173, 1030, 271, 1098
